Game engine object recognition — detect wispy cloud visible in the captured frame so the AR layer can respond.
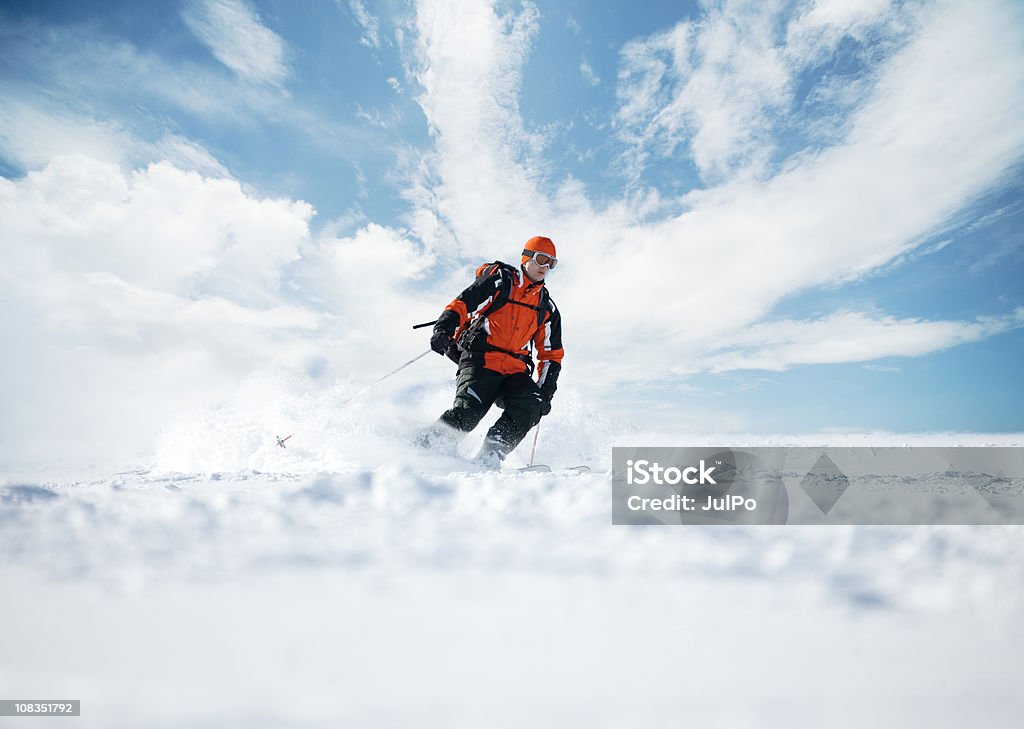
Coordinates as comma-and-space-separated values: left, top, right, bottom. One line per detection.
588, 0, 1024, 381
405, 0, 551, 255
347, 0, 381, 48
614, 0, 909, 181
0, 93, 230, 178
0, 95, 132, 171
580, 59, 600, 86
701, 309, 1024, 372
182, 0, 289, 85
0, 19, 386, 169
1, 19, 278, 124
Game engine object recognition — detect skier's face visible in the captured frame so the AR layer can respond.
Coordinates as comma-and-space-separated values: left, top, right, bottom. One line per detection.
523, 258, 550, 282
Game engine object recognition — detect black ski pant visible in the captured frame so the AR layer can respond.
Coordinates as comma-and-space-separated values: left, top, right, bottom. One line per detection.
439, 365, 544, 455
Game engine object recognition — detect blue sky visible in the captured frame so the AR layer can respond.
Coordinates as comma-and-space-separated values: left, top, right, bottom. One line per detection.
0, 0, 1022, 463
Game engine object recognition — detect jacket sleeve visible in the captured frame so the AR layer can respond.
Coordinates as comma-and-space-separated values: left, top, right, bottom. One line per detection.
533, 299, 563, 400
436, 268, 504, 335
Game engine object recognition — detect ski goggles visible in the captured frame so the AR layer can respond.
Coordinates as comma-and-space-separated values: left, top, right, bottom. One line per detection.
523, 249, 558, 269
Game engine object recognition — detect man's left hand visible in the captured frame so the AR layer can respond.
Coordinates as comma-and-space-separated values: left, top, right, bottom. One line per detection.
430, 329, 452, 355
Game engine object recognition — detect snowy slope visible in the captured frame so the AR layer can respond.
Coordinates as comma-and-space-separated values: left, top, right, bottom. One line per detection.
2, 379, 1023, 727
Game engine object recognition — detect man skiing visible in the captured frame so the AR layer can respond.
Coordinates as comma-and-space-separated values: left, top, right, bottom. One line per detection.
417, 236, 564, 469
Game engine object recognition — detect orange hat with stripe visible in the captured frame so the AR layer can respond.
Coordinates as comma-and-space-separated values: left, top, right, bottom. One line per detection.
521, 236, 557, 266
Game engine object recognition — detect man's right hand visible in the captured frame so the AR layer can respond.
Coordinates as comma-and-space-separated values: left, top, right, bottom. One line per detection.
430, 329, 452, 355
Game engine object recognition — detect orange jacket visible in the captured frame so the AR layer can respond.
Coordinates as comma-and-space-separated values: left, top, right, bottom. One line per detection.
437, 262, 564, 393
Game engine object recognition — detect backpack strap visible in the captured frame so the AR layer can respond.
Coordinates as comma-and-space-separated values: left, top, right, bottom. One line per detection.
503, 284, 549, 327
536, 287, 550, 328
476, 261, 515, 319
476, 262, 551, 327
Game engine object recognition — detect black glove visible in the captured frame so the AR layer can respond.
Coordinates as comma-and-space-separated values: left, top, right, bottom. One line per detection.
431, 310, 459, 356
430, 329, 451, 355
539, 396, 552, 417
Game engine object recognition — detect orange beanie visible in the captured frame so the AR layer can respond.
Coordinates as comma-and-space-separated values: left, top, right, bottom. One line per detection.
522, 236, 556, 265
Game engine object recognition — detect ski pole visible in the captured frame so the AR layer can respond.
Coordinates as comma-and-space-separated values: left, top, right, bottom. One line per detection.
412, 320, 437, 329
340, 349, 433, 405
277, 350, 433, 450
528, 421, 541, 467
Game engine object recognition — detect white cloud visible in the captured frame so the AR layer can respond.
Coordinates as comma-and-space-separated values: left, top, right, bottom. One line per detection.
0, 96, 131, 170
0, 155, 318, 463
405, 0, 553, 256
348, 0, 381, 48
614, 0, 912, 181
293, 223, 439, 328
787, 0, 899, 60
0, 94, 225, 178
701, 309, 1024, 372
1, 154, 311, 300
615, 0, 790, 180
580, 59, 600, 86
182, 0, 289, 85
151, 135, 232, 178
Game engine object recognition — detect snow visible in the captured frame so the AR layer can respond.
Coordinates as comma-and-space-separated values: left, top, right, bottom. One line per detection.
2, 387, 1023, 726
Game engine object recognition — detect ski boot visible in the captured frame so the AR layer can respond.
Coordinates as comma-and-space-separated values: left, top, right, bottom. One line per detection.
413, 422, 460, 456
472, 437, 509, 471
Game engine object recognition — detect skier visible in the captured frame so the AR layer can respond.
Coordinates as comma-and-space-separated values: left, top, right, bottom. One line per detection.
417, 236, 564, 469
